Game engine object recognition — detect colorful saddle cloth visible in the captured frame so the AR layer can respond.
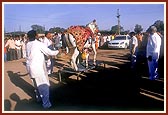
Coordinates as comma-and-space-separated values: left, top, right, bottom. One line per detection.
67, 26, 94, 52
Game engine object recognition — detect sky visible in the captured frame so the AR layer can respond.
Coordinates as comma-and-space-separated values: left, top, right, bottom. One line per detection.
3, 2, 165, 33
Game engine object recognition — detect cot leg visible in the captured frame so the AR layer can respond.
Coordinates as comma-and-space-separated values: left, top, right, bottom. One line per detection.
58, 70, 62, 82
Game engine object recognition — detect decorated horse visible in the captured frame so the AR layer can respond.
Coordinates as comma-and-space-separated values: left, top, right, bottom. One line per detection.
62, 21, 99, 71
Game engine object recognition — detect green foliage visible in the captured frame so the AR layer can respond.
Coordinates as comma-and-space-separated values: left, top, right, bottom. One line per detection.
134, 24, 143, 33
99, 30, 112, 35
146, 20, 164, 33
5, 31, 26, 37
111, 25, 124, 34
31, 25, 45, 34
49, 27, 65, 33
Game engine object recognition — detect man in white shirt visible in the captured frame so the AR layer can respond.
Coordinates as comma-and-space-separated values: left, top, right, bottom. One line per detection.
129, 32, 138, 69
43, 31, 54, 75
20, 35, 27, 58
146, 26, 161, 80
15, 35, 22, 59
26, 30, 59, 109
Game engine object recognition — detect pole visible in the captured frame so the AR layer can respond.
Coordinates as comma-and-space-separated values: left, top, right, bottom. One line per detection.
117, 9, 120, 35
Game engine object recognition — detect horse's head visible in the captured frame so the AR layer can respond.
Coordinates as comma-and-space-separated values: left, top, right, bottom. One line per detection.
87, 23, 99, 35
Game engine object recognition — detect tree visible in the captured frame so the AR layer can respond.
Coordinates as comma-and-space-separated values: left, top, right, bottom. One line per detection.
134, 24, 143, 33
49, 27, 65, 33
5, 31, 26, 37
111, 25, 124, 35
123, 30, 130, 35
31, 25, 45, 34
146, 20, 164, 33
99, 30, 112, 35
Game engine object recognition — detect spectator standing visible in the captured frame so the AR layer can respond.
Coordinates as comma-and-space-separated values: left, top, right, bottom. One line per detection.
15, 35, 22, 60
53, 33, 61, 50
146, 26, 161, 80
43, 31, 54, 75
136, 32, 143, 50
5, 36, 16, 61
129, 32, 138, 69
158, 31, 164, 79
26, 30, 59, 109
21, 35, 27, 58
98, 34, 103, 48
4, 38, 8, 62
136, 32, 145, 63
111, 34, 115, 40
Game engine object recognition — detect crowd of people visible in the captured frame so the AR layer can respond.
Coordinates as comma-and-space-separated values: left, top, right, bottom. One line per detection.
4, 20, 164, 109
4, 32, 62, 61
129, 26, 163, 81
4, 34, 27, 61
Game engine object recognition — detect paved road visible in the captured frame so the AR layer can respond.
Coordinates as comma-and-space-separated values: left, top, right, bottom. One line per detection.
3, 49, 164, 112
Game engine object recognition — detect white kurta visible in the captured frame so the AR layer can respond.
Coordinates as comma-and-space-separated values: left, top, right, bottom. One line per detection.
43, 37, 52, 47
26, 39, 59, 86
131, 36, 138, 54
146, 33, 161, 60
146, 32, 161, 80
42, 37, 54, 74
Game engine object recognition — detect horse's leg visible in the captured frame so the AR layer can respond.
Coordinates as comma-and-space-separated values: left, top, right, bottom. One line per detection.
71, 47, 79, 71
83, 39, 91, 68
85, 52, 90, 68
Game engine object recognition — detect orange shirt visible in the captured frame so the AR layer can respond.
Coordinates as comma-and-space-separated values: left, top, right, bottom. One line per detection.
4, 47, 7, 53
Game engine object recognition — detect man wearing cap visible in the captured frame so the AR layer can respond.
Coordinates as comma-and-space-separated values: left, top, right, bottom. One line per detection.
26, 30, 59, 109
146, 26, 161, 80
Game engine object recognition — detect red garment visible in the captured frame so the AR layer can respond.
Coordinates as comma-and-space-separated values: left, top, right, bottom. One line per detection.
4, 47, 7, 53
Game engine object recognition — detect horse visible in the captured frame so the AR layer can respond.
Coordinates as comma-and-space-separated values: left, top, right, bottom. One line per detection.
62, 23, 99, 71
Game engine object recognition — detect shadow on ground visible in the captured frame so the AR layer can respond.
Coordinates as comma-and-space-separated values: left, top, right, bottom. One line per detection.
49, 63, 164, 111
5, 53, 164, 111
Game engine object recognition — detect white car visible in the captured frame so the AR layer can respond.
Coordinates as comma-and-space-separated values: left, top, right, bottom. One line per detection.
108, 35, 130, 49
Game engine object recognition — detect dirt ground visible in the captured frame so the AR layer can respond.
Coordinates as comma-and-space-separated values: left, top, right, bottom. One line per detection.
3, 49, 164, 112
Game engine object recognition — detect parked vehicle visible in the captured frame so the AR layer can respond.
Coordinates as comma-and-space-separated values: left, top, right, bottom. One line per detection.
108, 35, 130, 49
